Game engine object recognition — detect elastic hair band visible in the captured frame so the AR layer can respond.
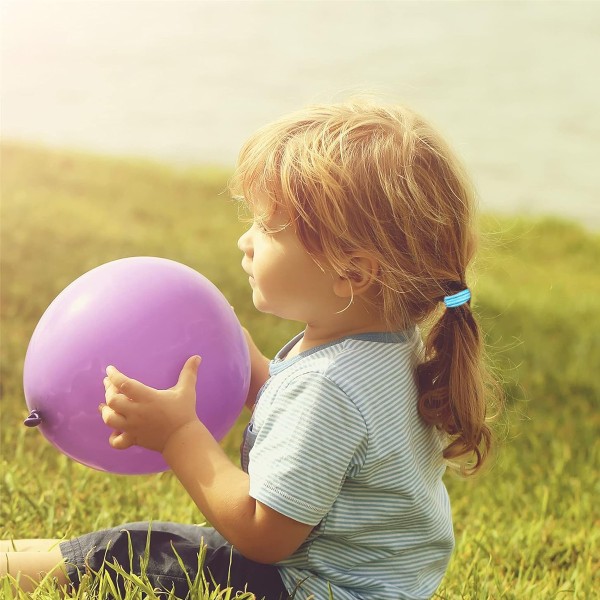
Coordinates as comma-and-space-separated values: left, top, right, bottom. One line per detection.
443, 288, 471, 308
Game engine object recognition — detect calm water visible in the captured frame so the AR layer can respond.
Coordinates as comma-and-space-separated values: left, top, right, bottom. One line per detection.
2, 1, 599, 227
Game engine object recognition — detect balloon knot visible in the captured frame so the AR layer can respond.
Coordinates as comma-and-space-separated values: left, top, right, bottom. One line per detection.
24, 410, 42, 427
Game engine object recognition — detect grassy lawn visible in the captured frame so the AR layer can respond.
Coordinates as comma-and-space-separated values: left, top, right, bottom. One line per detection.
1, 141, 598, 598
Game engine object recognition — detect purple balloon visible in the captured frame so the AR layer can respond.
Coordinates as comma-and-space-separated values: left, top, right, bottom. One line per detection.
23, 257, 250, 475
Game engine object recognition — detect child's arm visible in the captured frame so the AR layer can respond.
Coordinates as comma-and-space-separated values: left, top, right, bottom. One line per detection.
241, 327, 270, 410
101, 358, 312, 564
162, 419, 313, 563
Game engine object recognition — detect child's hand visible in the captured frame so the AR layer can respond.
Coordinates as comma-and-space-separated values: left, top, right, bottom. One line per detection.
100, 356, 202, 453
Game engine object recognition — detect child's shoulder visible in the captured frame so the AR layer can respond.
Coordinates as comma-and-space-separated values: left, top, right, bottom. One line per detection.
317, 329, 420, 383
268, 330, 420, 412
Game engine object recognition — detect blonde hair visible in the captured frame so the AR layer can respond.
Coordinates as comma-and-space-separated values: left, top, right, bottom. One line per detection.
230, 99, 500, 475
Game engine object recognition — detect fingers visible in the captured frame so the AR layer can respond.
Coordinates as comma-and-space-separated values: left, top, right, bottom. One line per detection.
102, 376, 130, 430
99, 403, 128, 431
105, 365, 155, 401
101, 371, 144, 451
105, 392, 130, 414
103, 377, 131, 412
109, 430, 136, 450
175, 356, 202, 391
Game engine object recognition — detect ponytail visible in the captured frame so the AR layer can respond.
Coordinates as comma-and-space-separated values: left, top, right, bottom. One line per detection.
416, 287, 494, 475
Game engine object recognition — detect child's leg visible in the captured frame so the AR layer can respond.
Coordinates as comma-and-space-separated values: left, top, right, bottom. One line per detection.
0, 539, 62, 553
60, 522, 289, 599
0, 543, 68, 593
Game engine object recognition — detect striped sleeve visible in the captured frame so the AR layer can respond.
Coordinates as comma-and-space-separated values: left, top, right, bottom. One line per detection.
248, 372, 368, 525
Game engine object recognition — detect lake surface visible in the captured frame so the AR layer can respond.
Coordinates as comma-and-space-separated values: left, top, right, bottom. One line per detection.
2, 1, 599, 227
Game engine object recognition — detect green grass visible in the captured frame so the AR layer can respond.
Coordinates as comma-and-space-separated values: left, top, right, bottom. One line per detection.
1, 141, 598, 598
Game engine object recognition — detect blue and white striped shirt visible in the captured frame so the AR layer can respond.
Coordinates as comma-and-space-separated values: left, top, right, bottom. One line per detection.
241, 329, 454, 600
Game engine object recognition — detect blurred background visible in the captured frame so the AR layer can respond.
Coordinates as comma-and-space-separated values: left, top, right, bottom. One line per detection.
2, 0, 599, 227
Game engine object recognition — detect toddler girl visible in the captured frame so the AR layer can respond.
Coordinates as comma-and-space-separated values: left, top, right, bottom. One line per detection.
1, 99, 498, 599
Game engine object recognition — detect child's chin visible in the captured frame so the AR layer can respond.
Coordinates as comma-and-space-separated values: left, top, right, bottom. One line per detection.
252, 297, 277, 317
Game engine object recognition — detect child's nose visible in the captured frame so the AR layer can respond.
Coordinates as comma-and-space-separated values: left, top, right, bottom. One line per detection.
237, 228, 253, 256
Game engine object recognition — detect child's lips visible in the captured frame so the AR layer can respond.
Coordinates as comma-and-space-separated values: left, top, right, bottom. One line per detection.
242, 266, 255, 285
241, 260, 255, 286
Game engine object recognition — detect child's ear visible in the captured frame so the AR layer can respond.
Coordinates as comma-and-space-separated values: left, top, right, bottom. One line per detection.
333, 254, 380, 298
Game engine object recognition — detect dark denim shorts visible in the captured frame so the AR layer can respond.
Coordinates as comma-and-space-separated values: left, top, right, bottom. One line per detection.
59, 521, 290, 599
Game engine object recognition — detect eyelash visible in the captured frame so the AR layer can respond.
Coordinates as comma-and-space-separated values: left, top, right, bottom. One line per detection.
254, 220, 285, 235
254, 220, 270, 233
252, 218, 290, 235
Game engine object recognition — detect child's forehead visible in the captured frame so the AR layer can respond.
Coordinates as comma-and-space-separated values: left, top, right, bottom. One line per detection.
244, 187, 289, 219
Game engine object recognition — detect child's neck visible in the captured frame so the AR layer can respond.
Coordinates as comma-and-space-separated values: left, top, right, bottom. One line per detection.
288, 309, 391, 359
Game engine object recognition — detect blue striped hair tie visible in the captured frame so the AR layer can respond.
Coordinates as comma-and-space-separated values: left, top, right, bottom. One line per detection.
443, 288, 471, 308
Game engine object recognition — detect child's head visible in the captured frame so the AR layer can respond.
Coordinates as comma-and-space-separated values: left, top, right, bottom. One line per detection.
231, 99, 476, 328
231, 98, 499, 474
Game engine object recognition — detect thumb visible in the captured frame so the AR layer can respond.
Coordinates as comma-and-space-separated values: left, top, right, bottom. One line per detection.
176, 355, 202, 390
